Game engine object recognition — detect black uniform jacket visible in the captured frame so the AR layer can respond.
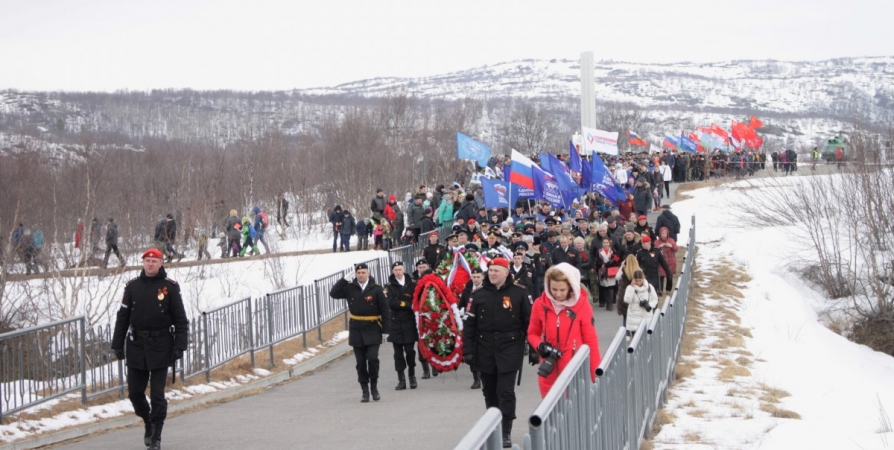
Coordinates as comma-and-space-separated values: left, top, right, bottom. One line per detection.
112, 267, 189, 371
423, 244, 446, 269
385, 274, 418, 344
509, 263, 535, 298
462, 279, 531, 374
330, 277, 392, 347
635, 248, 672, 291
551, 245, 582, 270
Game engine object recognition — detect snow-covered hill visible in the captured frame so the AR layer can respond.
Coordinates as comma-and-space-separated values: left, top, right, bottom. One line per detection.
1, 56, 891, 160
303, 56, 894, 122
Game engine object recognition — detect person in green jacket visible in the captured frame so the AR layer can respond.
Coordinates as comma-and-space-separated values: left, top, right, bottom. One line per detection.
437, 192, 454, 226
239, 216, 260, 257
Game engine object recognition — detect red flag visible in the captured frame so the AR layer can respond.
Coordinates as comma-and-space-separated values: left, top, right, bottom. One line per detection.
710, 123, 729, 140
749, 116, 763, 129
732, 121, 757, 142
689, 132, 705, 152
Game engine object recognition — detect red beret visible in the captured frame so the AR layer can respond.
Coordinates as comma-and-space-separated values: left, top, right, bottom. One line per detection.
490, 257, 510, 269
641, 236, 651, 243
468, 219, 476, 224
142, 248, 163, 259
638, 215, 647, 221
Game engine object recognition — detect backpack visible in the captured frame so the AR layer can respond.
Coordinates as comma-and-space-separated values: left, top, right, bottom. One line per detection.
260, 212, 269, 229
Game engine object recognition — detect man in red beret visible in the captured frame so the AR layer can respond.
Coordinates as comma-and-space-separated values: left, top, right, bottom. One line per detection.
634, 215, 655, 241
636, 236, 672, 295
111, 248, 189, 450
462, 256, 531, 447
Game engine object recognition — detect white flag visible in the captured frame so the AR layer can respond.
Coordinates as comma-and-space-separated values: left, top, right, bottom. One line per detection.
582, 127, 619, 156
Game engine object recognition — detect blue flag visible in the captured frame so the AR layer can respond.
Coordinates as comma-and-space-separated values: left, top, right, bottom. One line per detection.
511, 183, 535, 201
580, 158, 592, 190
539, 153, 579, 195
456, 132, 492, 167
679, 134, 698, 153
568, 141, 582, 172
590, 155, 625, 205
480, 178, 511, 209
532, 166, 565, 209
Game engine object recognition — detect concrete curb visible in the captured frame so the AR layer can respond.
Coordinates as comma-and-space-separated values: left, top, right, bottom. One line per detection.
0, 341, 352, 450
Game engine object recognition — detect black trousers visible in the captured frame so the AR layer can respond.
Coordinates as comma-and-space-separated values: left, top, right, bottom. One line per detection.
353, 344, 380, 384
598, 285, 617, 305
127, 366, 169, 424
392, 342, 416, 372
480, 370, 518, 423
104, 244, 122, 261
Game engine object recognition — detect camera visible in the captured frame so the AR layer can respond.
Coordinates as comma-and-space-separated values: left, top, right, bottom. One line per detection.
537, 343, 563, 378
639, 299, 652, 313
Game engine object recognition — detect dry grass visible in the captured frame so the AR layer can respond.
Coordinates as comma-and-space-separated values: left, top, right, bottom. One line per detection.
758, 384, 792, 404
683, 431, 702, 442
680, 398, 698, 408
760, 403, 802, 419
675, 360, 700, 381
718, 364, 752, 380
710, 334, 746, 350
689, 408, 709, 418
639, 439, 654, 450
735, 356, 752, 367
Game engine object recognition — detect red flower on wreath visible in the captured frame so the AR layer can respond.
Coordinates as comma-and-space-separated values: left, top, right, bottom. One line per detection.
412, 273, 463, 372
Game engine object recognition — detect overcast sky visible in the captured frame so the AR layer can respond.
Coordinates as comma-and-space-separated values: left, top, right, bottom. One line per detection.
1, 0, 892, 92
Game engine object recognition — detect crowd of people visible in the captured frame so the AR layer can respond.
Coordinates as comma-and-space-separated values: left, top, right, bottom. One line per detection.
327, 149, 686, 448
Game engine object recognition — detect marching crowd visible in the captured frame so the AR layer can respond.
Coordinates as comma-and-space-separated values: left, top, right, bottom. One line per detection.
327, 150, 685, 447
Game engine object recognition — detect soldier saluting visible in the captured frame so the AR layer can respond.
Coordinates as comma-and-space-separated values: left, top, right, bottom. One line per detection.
330, 263, 391, 403
111, 248, 189, 450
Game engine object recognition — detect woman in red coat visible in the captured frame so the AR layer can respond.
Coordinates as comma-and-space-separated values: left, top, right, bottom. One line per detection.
527, 263, 601, 397
655, 227, 678, 291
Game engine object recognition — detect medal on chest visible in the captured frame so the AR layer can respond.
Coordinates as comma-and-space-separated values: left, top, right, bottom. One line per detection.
502, 296, 512, 310
157, 287, 168, 301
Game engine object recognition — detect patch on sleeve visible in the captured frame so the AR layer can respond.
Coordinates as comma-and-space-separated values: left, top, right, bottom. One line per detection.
165, 277, 179, 285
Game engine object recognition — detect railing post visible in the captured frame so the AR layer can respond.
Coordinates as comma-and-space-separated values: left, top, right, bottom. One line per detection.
79, 317, 87, 406
202, 312, 211, 382
247, 298, 255, 368
316, 284, 324, 342
267, 294, 275, 368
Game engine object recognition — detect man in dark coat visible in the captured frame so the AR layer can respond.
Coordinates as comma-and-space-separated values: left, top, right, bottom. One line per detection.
328, 205, 344, 253
633, 182, 653, 218
654, 205, 681, 242
329, 263, 392, 403
340, 210, 356, 252
370, 189, 386, 218
104, 217, 125, 268
550, 235, 581, 271
636, 236, 673, 294
509, 252, 535, 299
419, 209, 436, 234
385, 262, 419, 390
633, 215, 655, 242
459, 267, 486, 389
422, 233, 445, 269
111, 248, 189, 450
462, 258, 531, 447
407, 195, 426, 239
456, 194, 478, 223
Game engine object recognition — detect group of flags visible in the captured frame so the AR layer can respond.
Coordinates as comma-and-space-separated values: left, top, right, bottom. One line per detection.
473, 139, 627, 210
456, 115, 767, 210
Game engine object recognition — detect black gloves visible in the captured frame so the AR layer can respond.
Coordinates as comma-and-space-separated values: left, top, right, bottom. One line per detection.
528, 349, 541, 366
464, 354, 475, 365
665, 279, 673, 291
113, 348, 125, 361
172, 349, 184, 362
538, 342, 556, 358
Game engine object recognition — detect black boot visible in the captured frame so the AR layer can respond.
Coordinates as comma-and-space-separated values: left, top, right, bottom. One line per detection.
360, 383, 370, 403
148, 422, 163, 450
606, 299, 613, 311
142, 419, 154, 447
471, 371, 481, 389
421, 361, 431, 379
408, 366, 417, 389
432, 368, 439, 377
370, 380, 381, 401
395, 371, 406, 390
501, 419, 513, 448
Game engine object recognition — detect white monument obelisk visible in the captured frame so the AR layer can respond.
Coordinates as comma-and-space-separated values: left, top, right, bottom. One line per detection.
580, 51, 596, 156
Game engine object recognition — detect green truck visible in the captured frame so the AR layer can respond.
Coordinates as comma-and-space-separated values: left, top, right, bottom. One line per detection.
820, 134, 849, 162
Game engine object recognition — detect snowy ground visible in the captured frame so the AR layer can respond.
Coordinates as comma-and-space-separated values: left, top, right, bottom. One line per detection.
655, 177, 894, 449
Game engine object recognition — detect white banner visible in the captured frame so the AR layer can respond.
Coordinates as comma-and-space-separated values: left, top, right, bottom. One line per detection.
650, 144, 663, 154
582, 127, 619, 156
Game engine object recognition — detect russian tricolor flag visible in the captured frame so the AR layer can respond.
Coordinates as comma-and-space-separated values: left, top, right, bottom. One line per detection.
509, 149, 535, 189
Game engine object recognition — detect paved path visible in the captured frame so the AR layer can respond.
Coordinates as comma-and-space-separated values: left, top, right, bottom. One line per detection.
54, 185, 680, 450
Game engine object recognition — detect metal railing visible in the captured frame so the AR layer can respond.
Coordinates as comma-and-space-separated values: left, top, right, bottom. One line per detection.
0, 216, 461, 422
457, 215, 696, 450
